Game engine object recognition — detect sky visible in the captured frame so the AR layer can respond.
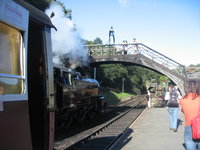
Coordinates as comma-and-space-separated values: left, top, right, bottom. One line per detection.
58, 0, 200, 66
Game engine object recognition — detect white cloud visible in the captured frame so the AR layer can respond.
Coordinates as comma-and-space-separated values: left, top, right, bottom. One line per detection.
118, 0, 131, 7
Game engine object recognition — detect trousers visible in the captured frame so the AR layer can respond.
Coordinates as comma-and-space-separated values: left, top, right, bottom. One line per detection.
167, 107, 179, 129
184, 126, 200, 150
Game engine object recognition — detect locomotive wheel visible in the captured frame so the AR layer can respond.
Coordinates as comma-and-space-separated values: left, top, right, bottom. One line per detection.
75, 110, 86, 123
56, 112, 73, 130
56, 118, 65, 130
63, 113, 73, 129
87, 110, 96, 120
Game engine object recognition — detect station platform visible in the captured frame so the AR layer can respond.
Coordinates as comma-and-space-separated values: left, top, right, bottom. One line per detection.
109, 107, 185, 150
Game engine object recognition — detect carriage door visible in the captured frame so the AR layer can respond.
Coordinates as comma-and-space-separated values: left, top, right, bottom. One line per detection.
27, 21, 55, 150
0, 0, 31, 150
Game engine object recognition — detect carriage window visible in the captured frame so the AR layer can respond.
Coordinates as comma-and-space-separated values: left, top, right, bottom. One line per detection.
0, 22, 24, 94
62, 72, 70, 85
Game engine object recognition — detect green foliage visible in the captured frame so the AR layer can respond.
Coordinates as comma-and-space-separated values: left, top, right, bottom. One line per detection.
95, 64, 162, 95
159, 76, 169, 82
84, 37, 103, 45
24, 0, 70, 14
189, 64, 200, 67
54, 1, 72, 19
93, 37, 103, 44
97, 64, 128, 89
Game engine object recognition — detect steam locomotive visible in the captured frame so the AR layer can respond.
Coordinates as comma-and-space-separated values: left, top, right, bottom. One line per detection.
0, 0, 105, 150
54, 65, 105, 129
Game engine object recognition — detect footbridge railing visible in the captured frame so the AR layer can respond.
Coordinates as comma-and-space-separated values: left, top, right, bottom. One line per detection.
85, 43, 188, 95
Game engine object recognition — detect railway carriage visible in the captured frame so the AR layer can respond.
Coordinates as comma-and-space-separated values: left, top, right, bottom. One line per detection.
0, 0, 55, 150
0, 1, 105, 150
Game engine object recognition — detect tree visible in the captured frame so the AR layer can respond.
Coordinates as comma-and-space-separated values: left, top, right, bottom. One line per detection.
93, 37, 103, 44
97, 64, 128, 90
159, 76, 169, 83
24, 0, 70, 14
83, 37, 103, 45
95, 63, 162, 94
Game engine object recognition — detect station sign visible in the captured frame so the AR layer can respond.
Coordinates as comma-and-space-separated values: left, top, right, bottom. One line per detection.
0, 0, 29, 31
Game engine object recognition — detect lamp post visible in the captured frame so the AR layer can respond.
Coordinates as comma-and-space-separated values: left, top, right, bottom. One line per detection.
93, 67, 96, 79
122, 77, 125, 93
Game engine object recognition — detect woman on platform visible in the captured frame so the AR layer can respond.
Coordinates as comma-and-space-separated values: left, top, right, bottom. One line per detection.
179, 79, 200, 150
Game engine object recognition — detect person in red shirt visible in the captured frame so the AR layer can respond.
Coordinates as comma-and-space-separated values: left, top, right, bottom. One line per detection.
179, 79, 200, 150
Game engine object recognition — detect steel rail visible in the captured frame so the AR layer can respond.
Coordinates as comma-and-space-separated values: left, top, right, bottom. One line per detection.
54, 96, 147, 150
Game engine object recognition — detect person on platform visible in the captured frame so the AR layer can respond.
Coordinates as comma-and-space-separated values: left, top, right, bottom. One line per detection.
147, 88, 151, 108
179, 79, 200, 150
165, 83, 181, 132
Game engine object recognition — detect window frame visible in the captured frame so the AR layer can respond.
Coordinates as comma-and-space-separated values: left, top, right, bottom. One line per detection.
0, 23, 28, 101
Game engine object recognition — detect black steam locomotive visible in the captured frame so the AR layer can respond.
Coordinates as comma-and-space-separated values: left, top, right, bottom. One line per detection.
53, 65, 105, 129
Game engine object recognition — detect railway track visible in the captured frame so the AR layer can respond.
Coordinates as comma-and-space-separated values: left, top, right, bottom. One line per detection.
54, 95, 147, 150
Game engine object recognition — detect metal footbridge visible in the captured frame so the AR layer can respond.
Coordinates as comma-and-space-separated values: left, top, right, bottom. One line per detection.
85, 43, 188, 95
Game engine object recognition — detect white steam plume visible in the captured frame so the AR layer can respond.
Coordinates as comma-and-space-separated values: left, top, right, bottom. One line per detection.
45, 2, 88, 68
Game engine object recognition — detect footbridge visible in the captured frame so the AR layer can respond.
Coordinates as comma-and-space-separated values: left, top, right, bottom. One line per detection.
85, 43, 188, 95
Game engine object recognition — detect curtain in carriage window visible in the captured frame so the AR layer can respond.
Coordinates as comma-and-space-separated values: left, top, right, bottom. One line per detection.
0, 22, 24, 95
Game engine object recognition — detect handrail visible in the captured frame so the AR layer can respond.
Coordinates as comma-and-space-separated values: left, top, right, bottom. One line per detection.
0, 73, 25, 79
85, 43, 187, 77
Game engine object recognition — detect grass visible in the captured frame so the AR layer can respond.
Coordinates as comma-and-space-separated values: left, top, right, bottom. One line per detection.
111, 91, 133, 99
101, 90, 134, 106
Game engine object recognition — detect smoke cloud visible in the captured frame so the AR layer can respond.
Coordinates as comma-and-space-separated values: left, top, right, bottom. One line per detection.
45, 2, 88, 68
